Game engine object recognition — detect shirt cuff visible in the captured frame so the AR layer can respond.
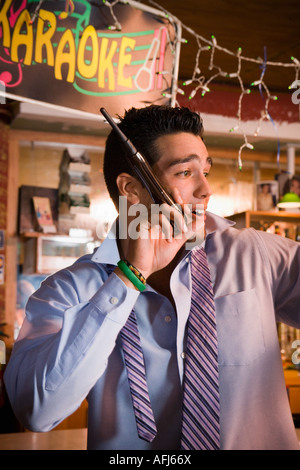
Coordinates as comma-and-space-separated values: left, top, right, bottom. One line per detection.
89, 272, 140, 324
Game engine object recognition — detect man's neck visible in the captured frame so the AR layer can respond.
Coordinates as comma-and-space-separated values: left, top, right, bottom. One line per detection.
147, 247, 185, 308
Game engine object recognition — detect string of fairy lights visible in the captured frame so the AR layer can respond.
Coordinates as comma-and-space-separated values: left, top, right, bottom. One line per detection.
28, 0, 300, 169
146, 0, 300, 169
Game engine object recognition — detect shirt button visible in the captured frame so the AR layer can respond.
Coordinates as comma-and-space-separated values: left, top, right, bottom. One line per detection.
185, 257, 189, 263
181, 352, 186, 359
110, 296, 118, 304
164, 315, 172, 323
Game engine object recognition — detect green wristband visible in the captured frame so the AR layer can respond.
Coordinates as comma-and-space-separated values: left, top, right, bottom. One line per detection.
117, 260, 146, 292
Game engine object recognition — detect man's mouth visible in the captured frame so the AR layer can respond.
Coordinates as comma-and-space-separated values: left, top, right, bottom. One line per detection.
192, 208, 204, 216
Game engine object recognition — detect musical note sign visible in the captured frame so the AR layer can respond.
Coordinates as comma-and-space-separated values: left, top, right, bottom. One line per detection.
59, 0, 75, 20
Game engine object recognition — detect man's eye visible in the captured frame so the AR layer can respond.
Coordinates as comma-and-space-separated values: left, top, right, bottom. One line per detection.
177, 170, 191, 177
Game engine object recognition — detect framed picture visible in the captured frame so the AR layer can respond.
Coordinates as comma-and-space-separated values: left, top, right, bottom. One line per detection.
32, 196, 57, 233
18, 186, 58, 233
256, 181, 279, 211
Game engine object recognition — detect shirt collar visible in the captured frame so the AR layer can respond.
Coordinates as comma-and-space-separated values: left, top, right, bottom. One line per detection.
205, 211, 235, 235
91, 220, 120, 265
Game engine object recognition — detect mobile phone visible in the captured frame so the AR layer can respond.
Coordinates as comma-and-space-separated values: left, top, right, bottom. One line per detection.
100, 107, 181, 213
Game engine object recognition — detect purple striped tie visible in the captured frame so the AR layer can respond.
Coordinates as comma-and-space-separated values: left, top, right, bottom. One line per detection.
181, 247, 220, 450
121, 310, 157, 442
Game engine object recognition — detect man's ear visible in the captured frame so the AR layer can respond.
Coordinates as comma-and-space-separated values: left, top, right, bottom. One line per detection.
116, 173, 143, 205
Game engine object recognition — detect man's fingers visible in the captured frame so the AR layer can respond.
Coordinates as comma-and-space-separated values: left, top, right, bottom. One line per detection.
153, 203, 188, 236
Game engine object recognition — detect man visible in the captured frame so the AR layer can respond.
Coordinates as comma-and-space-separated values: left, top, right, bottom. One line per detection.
4, 105, 300, 450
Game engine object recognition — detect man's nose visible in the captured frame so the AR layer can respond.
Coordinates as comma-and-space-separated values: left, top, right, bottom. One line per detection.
194, 173, 212, 200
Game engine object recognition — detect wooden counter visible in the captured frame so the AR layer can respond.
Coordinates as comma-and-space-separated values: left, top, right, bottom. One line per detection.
0, 370, 298, 450
0, 427, 298, 450
284, 369, 300, 415
0, 428, 87, 450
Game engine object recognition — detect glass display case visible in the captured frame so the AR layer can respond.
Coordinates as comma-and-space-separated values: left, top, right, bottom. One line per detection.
22, 233, 97, 274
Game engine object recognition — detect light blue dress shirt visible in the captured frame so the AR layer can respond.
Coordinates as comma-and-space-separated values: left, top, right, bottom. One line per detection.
4, 212, 300, 450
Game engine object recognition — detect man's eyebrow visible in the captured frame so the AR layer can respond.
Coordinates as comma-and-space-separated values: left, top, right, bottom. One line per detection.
166, 154, 213, 168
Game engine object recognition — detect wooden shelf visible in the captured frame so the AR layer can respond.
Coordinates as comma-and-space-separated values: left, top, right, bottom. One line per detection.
21, 231, 57, 238
21, 231, 75, 239
226, 210, 300, 231
246, 211, 300, 224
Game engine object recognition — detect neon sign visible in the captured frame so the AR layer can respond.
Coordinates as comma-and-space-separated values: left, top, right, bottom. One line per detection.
0, 0, 180, 116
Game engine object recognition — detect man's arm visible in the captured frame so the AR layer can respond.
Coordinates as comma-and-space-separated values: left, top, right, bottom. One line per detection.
4, 268, 139, 431
5, 194, 194, 432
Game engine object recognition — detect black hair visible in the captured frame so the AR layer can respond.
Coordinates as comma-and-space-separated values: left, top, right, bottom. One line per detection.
282, 175, 300, 195
103, 105, 204, 209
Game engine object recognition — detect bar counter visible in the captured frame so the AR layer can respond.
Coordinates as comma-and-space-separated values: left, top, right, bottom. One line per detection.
0, 428, 88, 450
0, 428, 299, 450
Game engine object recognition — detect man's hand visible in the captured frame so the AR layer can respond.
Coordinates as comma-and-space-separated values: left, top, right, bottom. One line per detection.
115, 189, 204, 284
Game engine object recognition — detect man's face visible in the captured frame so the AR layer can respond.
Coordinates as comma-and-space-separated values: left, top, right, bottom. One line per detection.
151, 132, 212, 212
